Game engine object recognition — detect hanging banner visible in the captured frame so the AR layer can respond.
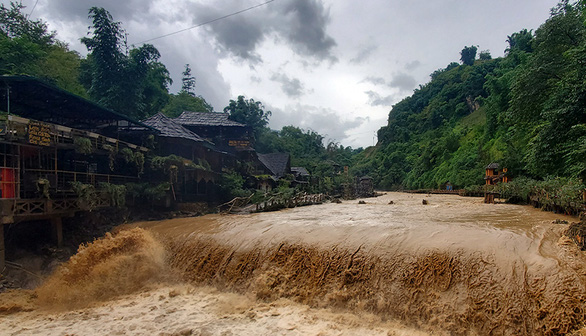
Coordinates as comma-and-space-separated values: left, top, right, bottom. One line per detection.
28, 121, 53, 146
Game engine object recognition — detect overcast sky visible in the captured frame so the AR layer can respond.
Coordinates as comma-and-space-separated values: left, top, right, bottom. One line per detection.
6, 0, 558, 148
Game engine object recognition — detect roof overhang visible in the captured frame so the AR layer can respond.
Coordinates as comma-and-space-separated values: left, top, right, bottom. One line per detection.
0, 75, 157, 132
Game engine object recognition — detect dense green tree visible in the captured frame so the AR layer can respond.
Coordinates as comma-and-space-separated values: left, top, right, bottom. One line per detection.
505, 29, 534, 55
460, 45, 478, 65
162, 91, 213, 117
224, 95, 271, 139
479, 50, 492, 60
0, 2, 54, 45
0, 2, 85, 95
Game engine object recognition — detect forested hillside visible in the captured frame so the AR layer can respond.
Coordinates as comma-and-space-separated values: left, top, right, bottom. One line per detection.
353, 1, 586, 190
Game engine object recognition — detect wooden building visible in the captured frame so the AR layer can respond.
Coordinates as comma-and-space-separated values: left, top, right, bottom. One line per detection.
291, 166, 311, 190
0, 76, 153, 272
136, 113, 224, 202
174, 111, 253, 155
484, 162, 509, 185
484, 162, 510, 204
255, 153, 291, 192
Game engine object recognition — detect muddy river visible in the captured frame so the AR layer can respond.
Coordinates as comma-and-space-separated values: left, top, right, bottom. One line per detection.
1, 192, 585, 335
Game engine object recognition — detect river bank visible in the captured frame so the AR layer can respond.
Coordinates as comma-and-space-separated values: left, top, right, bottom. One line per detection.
1, 193, 585, 335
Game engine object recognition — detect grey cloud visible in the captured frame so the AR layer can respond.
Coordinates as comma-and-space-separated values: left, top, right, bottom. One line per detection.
201, 13, 264, 64
155, 38, 232, 112
270, 73, 305, 98
275, 0, 337, 63
188, 0, 336, 65
361, 76, 386, 86
405, 60, 421, 71
365, 90, 394, 107
268, 104, 365, 143
38, 0, 154, 23
350, 45, 377, 64
388, 73, 417, 92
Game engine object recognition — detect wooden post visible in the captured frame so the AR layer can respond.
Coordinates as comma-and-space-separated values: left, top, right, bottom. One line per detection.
51, 217, 63, 248
0, 224, 5, 273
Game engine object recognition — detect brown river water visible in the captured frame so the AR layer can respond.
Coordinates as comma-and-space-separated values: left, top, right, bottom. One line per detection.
1, 192, 586, 335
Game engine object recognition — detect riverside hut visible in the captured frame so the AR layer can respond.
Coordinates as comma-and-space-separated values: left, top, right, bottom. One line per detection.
484, 162, 509, 185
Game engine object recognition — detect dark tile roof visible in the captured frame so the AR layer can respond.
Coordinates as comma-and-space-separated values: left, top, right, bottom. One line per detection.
258, 153, 290, 178
142, 113, 205, 143
291, 167, 310, 176
175, 111, 246, 127
486, 162, 500, 170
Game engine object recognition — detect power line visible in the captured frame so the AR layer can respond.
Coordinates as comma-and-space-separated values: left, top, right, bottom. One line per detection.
136, 0, 275, 45
28, 0, 39, 18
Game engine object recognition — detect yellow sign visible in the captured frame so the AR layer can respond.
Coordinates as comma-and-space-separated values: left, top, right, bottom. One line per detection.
228, 140, 250, 148
28, 121, 53, 146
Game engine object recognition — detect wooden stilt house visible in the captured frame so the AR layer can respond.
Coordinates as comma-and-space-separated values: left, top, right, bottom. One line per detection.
0, 76, 155, 271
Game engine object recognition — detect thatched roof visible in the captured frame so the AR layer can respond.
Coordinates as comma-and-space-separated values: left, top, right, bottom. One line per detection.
486, 162, 500, 170
258, 153, 290, 178
142, 113, 206, 143
175, 111, 246, 127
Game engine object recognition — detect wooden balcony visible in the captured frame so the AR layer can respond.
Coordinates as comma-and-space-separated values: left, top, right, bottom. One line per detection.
0, 197, 110, 224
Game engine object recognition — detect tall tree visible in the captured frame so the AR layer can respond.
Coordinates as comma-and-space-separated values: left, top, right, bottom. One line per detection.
460, 45, 478, 65
181, 64, 196, 96
81, 7, 171, 120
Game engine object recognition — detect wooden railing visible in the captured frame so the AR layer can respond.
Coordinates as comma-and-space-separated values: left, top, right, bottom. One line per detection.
25, 169, 139, 191
0, 197, 111, 223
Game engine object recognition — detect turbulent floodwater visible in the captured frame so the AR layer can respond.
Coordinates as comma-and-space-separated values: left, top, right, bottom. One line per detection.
1, 192, 586, 335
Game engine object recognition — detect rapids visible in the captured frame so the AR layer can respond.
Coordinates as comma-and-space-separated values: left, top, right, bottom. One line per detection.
1, 192, 586, 335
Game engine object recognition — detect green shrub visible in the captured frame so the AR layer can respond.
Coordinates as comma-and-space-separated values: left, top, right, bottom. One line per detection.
99, 182, 126, 208
74, 137, 93, 154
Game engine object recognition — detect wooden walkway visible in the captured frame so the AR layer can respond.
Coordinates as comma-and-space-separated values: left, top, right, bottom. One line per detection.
255, 193, 325, 212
